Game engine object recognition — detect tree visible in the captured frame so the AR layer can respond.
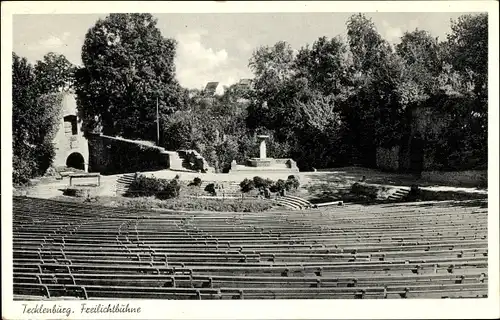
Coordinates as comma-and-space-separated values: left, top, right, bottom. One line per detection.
34, 52, 75, 94
12, 53, 62, 183
294, 36, 351, 96
438, 13, 488, 170
396, 30, 443, 105
246, 41, 297, 131
347, 14, 387, 73
345, 13, 404, 163
162, 110, 203, 151
75, 13, 185, 140
446, 13, 488, 99
293, 94, 339, 133
13, 53, 38, 183
248, 41, 296, 98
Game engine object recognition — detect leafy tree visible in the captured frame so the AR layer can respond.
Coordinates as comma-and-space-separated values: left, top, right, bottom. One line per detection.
294, 36, 351, 96
428, 13, 488, 170
446, 13, 488, 99
75, 13, 185, 139
396, 30, 443, 105
345, 14, 404, 162
162, 110, 203, 151
246, 41, 297, 130
13, 53, 38, 183
347, 13, 387, 72
34, 52, 75, 94
249, 41, 296, 98
12, 53, 62, 183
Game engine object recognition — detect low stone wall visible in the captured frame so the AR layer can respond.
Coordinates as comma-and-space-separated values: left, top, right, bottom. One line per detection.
178, 149, 214, 173
88, 134, 170, 175
230, 158, 299, 173
420, 170, 487, 187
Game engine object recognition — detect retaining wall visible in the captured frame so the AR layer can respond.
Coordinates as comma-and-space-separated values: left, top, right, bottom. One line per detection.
88, 134, 170, 175
420, 170, 487, 187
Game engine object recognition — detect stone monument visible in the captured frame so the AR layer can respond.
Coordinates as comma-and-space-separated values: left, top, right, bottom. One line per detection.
258, 135, 268, 159
229, 135, 299, 173
247, 135, 273, 167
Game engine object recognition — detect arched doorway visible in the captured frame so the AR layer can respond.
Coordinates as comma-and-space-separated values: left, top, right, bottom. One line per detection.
66, 152, 85, 171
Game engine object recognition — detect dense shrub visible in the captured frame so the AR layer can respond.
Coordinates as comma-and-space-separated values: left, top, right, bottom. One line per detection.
285, 175, 300, 190
204, 183, 217, 196
252, 176, 266, 189
189, 177, 202, 187
270, 179, 286, 193
240, 178, 255, 193
13, 155, 37, 185
157, 179, 181, 200
253, 176, 273, 190
127, 175, 180, 199
128, 175, 166, 197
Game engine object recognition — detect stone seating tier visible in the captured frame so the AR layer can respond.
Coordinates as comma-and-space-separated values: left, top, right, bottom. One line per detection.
12, 197, 488, 300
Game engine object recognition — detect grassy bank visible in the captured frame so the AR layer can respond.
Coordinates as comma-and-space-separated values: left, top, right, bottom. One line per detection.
50, 195, 275, 212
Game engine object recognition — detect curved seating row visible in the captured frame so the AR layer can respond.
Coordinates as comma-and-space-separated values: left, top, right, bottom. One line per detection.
12, 197, 488, 299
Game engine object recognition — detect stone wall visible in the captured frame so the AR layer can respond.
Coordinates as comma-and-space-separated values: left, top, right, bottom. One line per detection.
88, 135, 170, 175
178, 149, 214, 173
376, 146, 400, 172
52, 93, 89, 170
420, 170, 487, 187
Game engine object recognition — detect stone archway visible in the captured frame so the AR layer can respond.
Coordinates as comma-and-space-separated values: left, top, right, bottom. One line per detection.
66, 152, 85, 171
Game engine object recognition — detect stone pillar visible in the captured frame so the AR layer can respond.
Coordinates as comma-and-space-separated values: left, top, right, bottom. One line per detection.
257, 135, 269, 159
259, 140, 267, 159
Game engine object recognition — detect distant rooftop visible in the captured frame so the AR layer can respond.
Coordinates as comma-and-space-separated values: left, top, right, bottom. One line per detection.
235, 78, 254, 90
204, 82, 219, 96
238, 78, 253, 86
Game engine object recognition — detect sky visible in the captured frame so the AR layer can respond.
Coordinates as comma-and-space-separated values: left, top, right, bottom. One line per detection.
13, 12, 469, 90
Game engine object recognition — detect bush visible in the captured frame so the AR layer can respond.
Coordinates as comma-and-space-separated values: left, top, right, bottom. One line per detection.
253, 176, 273, 190
264, 178, 274, 189
128, 175, 166, 197
189, 177, 202, 187
13, 155, 37, 185
127, 175, 180, 199
270, 179, 286, 193
204, 183, 217, 196
252, 176, 265, 189
285, 175, 300, 190
240, 178, 255, 193
157, 179, 181, 200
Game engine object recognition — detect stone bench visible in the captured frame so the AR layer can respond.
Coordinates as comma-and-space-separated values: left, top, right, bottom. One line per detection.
69, 173, 101, 187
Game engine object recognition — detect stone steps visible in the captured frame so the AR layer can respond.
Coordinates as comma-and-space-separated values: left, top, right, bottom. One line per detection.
275, 195, 313, 210
387, 189, 410, 201
115, 173, 136, 195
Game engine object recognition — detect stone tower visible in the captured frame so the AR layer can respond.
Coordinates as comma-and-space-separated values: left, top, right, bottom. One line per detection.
51, 92, 89, 172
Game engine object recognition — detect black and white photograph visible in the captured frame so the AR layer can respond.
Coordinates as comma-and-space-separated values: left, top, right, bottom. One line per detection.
2, 1, 499, 319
